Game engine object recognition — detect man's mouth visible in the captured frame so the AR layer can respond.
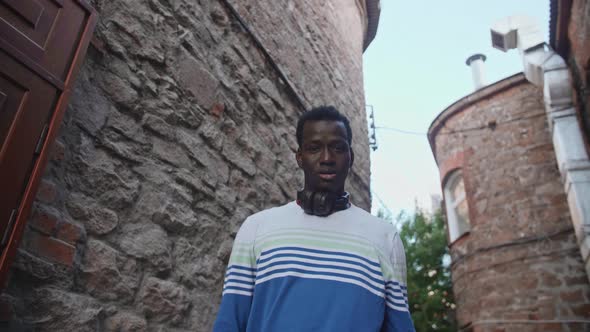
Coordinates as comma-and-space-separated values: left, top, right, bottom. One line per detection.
318, 173, 337, 180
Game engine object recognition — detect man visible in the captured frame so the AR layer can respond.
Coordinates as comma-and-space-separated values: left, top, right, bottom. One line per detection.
213, 106, 415, 331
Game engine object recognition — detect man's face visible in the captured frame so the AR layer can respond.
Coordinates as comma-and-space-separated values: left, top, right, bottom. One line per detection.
296, 120, 353, 194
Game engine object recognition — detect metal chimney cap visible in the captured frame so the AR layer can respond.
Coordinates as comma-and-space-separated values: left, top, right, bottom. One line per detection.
466, 53, 487, 65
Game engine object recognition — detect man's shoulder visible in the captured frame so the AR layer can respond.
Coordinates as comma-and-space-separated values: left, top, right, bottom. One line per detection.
234, 201, 297, 239
247, 201, 298, 223
346, 205, 399, 247
349, 205, 396, 231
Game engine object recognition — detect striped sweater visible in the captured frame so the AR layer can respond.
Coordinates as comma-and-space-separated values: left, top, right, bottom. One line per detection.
213, 201, 415, 331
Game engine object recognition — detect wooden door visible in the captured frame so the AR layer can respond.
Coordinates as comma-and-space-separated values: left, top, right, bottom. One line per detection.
0, 0, 97, 286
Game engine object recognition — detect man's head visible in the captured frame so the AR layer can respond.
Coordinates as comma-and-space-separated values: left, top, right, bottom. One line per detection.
296, 106, 354, 195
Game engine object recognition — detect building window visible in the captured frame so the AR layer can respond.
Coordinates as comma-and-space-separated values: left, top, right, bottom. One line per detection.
444, 170, 470, 243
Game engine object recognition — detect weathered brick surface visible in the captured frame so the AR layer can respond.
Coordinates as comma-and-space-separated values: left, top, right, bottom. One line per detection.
25, 232, 77, 267
4, 0, 373, 330
28, 207, 60, 236
429, 74, 590, 331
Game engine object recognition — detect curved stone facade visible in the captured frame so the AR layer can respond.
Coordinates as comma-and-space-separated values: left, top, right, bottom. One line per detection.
429, 74, 590, 331
0, 0, 375, 330
233, 0, 373, 207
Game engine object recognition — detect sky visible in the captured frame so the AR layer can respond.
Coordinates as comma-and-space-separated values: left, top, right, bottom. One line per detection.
363, 1, 550, 215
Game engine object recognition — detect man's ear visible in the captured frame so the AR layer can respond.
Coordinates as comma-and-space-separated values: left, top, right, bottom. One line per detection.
350, 149, 354, 168
296, 148, 303, 168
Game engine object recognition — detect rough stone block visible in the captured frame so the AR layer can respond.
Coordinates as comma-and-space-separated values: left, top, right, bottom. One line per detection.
139, 277, 190, 325
81, 239, 140, 302
12, 249, 57, 281
152, 202, 197, 234
70, 70, 110, 136
221, 143, 257, 177
152, 136, 192, 169
104, 311, 147, 332
257, 78, 282, 107
143, 114, 176, 140
36, 179, 57, 204
71, 150, 140, 210
22, 288, 102, 332
119, 223, 171, 272
174, 170, 215, 199
98, 71, 139, 106
66, 193, 119, 236
175, 51, 219, 110
199, 121, 224, 150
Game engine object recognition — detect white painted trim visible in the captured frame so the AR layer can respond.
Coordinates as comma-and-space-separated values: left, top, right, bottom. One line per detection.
491, 15, 590, 281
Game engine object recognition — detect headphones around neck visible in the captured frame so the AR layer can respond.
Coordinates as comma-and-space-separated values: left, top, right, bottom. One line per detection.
296, 190, 351, 217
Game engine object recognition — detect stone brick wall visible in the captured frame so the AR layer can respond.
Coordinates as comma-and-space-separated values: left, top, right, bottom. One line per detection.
566, 0, 590, 148
429, 74, 590, 332
232, 0, 371, 205
0, 0, 372, 330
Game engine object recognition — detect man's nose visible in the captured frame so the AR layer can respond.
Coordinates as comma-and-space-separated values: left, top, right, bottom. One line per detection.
320, 147, 335, 164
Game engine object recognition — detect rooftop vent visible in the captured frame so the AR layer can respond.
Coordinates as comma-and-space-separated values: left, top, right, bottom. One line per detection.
466, 53, 487, 90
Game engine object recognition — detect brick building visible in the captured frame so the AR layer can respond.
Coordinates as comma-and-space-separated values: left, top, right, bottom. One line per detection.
428, 1, 590, 330
0, 0, 381, 330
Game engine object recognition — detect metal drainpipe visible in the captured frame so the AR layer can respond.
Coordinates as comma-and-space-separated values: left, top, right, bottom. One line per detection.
491, 15, 590, 282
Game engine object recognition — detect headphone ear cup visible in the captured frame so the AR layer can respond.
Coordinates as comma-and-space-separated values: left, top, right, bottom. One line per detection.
297, 190, 315, 214
313, 191, 336, 217
334, 192, 350, 211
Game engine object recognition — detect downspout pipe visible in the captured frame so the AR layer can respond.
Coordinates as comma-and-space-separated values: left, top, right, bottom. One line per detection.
491, 15, 590, 281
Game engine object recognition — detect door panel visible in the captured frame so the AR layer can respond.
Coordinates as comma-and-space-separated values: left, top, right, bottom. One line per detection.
2, 0, 45, 28
0, 0, 96, 287
0, 49, 59, 237
0, 71, 28, 147
0, 0, 86, 81
0, 0, 61, 67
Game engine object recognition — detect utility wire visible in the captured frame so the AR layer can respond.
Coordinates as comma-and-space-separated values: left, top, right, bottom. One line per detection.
375, 126, 426, 136
373, 111, 547, 137
370, 189, 394, 221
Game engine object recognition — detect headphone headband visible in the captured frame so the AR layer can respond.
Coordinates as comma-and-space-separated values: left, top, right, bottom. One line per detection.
296, 190, 350, 217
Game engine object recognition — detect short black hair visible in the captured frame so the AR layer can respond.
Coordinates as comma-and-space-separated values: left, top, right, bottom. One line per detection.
296, 106, 353, 147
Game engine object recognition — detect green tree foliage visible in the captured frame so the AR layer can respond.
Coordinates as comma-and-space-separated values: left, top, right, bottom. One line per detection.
382, 209, 457, 331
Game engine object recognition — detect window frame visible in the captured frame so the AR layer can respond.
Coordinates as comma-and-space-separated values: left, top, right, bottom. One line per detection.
443, 169, 471, 243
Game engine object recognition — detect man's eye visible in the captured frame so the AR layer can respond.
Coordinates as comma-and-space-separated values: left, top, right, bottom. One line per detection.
306, 145, 320, 152
332, 144, 347, 152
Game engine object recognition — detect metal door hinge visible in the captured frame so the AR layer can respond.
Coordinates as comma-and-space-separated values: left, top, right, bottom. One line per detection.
1, 209, 17, 249
34, 124, 49, 155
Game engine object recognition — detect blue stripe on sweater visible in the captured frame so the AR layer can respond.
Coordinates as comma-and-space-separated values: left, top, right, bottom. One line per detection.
259, 246, 380, 267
